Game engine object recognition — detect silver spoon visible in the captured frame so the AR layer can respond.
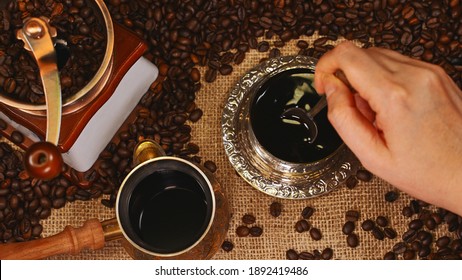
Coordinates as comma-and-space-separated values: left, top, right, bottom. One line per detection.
280, 95, 327, 144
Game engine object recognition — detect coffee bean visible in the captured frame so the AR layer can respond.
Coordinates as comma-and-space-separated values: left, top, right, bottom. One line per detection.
321, 248, 333, 260
342, 221, 355, 235
268, 48, 281, 58
356, 169, 373, 182
436, 236, 451, 248
31, 224, 43, 237
301, 206, 314, 219
250, 226, 263, 237
189, 108, 203, 122
205, 69, 217, 83
269, 201, 282, 217
0, 197, 7, 210
376, 216, 389, 227
361, 219, 375, 231
219, 64, 233, 76
347, 233, 359, 248
286, 249, 299, 260
221, 240, 234, 252
3, 78, 16, 94
384, 227, 397, 239
296, 40, 309, 49
392, 242, 408, 255
425, 217, 437, 230
242, 214, 256, 224
402, 206, 414, 217
314, 37, 329, 46
309, 228, 322, 241
371, 227, 385, 240
345, 210, 360, 222
295, 219, 311, 233
346, 176, 358, 189
385, 191, 399, 202
409, 219, 424, 230
257, 41, 270, 52
383, 251, 396, 260
403, 249, 416, 260
299, 251, 314, 260
236, 225, 250, 237
52, 198, 66, 209
402, 229, 418, 243
9, 194, 19, 210
418, 246, 431, 258
204, 160, 217, 173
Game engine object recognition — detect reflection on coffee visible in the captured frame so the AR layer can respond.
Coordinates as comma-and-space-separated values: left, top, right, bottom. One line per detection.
250, 68, 342, 163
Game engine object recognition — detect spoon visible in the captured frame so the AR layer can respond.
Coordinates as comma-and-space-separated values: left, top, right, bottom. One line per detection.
280, 95, 327, 144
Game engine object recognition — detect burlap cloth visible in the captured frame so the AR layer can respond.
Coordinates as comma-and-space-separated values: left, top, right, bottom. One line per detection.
39, 36, 457, 260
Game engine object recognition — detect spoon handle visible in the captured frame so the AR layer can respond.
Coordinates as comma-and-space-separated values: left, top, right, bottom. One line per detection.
309, 95, 327, 117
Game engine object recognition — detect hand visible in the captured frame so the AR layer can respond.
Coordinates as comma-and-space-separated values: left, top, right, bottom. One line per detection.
314, 41, 462, 216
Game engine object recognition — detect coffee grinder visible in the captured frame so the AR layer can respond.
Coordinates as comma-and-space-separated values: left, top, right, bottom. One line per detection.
0, 0, 159, 179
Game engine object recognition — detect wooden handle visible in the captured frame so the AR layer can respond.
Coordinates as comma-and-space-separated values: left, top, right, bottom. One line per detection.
0, 218, 105, 260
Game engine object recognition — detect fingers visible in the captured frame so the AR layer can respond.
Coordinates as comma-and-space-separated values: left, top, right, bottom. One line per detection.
314, 42, 400, 114
321, 73, 390, 170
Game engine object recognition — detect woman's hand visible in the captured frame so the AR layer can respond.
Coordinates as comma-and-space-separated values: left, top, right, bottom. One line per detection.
314, 41, 462, 215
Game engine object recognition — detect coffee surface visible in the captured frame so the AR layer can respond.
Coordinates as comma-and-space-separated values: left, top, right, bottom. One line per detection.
132, 170, 208, 253
250, 68, 343, 163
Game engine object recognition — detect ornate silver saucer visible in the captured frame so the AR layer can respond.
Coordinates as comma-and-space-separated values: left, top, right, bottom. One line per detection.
222, 55, 359, 199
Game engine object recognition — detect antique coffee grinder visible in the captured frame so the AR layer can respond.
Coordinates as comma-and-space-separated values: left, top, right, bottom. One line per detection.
0, 0, 159, 179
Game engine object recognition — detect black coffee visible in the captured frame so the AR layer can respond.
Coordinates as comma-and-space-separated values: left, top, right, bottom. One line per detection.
250, 68, 343, 163
128, 168, 210, 254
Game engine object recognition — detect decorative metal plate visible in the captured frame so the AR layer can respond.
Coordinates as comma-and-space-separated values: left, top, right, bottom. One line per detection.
222, 55, 359, 199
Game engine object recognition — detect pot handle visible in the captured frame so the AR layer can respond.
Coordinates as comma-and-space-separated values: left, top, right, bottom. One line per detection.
132, 140, 166, 165
0, 219, 105, 260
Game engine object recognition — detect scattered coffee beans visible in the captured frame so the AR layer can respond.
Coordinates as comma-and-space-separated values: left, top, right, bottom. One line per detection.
309, 228, 322, 241
383, 251, 396, 260
356, 170, 373, 182
236, 225, 250, 237
270, 201, 282, 217
385, 191, 399, 202
221, 240, 234, 252
345, 210, 360, 222
347, 233, 359, 248
321, 248, 334, 260
203, 160, 217, 173
345, 176, 358, 189
295, 219, 310, 233
376, 216, 389, 227
361, 219, 375, 231
250, 226, 263, 237
242, 214, 256, 225
301, 206, 314, 219
286, 249, 299, 260
342, 221, 355, 235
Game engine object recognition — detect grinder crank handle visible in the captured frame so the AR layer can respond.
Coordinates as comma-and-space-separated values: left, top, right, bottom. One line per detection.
17, 17, 63, 180
0, 219, 106, 260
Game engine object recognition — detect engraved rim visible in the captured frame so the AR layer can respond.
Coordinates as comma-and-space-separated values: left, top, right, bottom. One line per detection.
222, 55, 359, 199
